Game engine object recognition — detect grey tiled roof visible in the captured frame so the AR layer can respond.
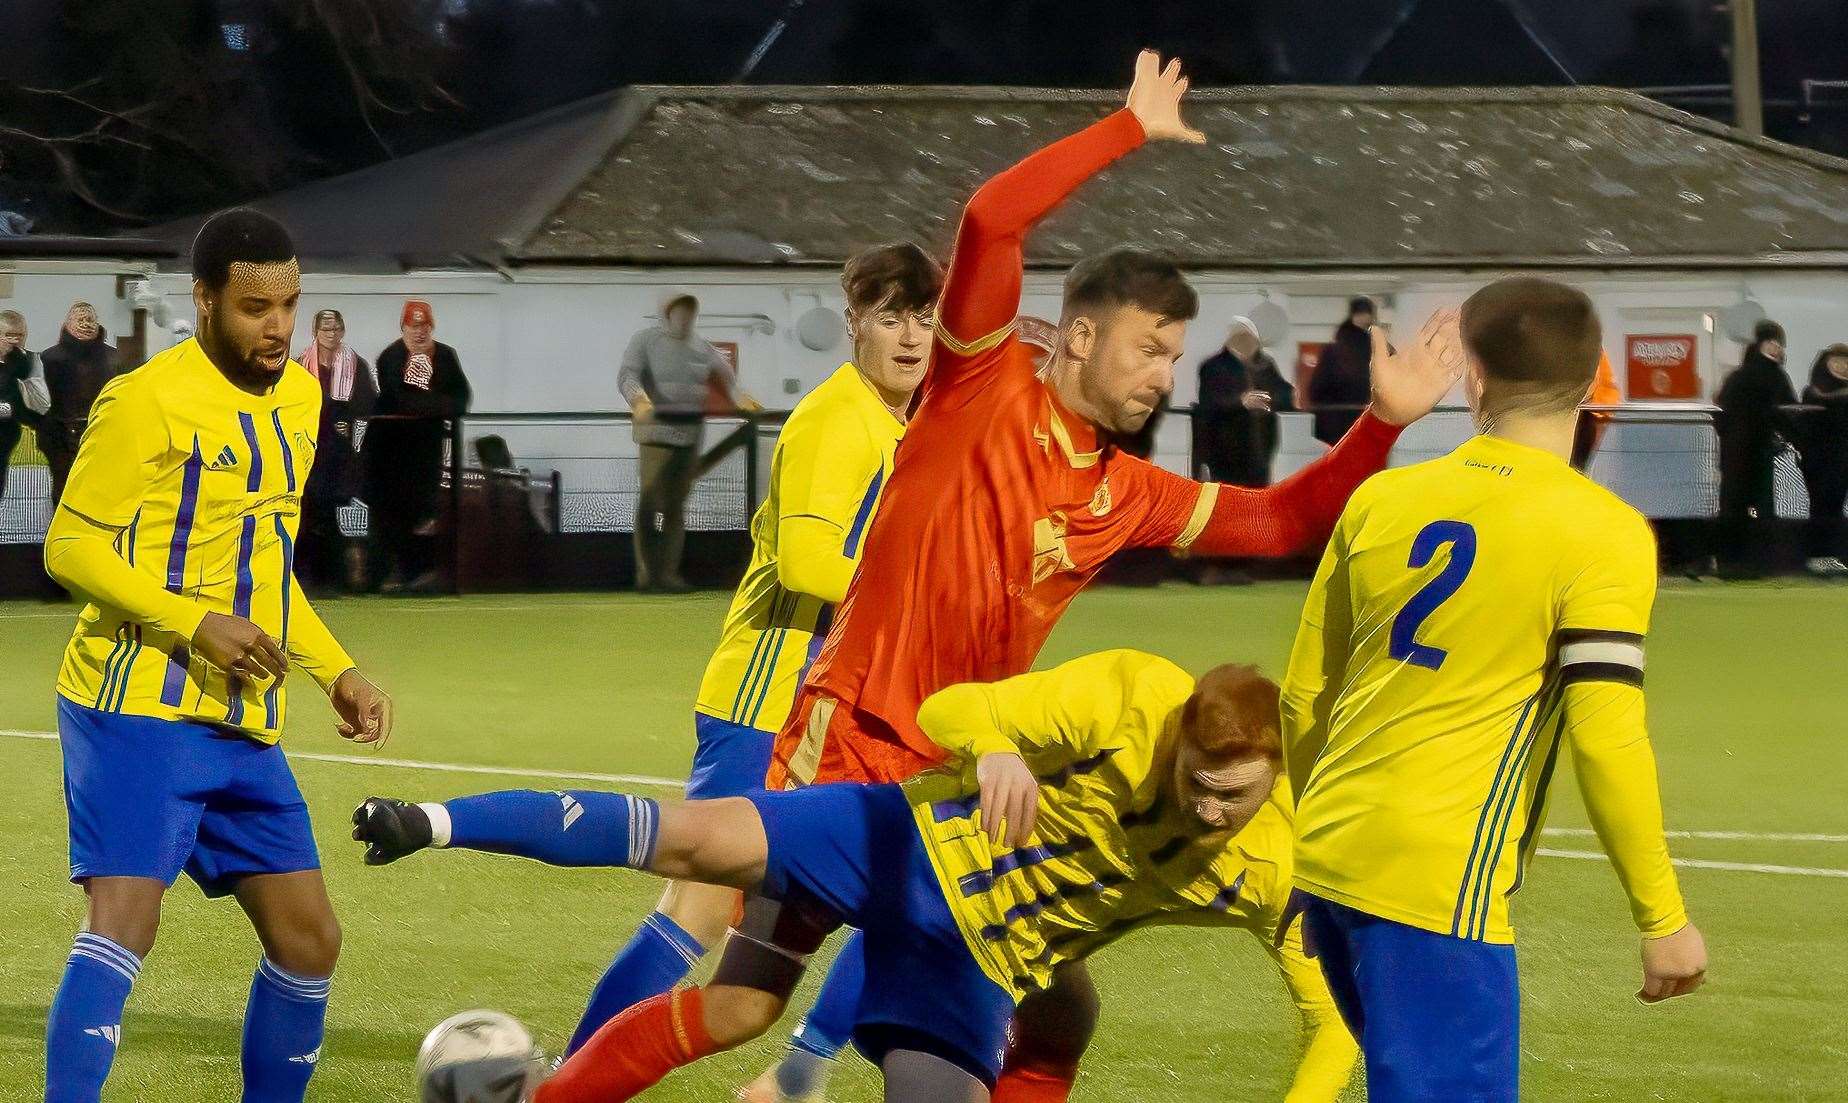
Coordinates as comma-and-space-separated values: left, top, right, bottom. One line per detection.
142, 85, 1848, 270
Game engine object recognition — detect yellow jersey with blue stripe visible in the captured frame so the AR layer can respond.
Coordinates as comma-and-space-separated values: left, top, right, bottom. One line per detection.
695, 363, 901, 732
54, 340, 354, 742
908, 651, 1294, 989
1282, 434, 1687, 944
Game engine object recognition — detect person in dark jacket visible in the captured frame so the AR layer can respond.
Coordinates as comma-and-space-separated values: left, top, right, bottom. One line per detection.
1307, 296, 1375, 445
298, 309, 378, 590
37, 302, 120, 508
1196, 317, 1297, 486
1, 310, 50, 506
363, 299, 471, 593
1800, 343, 1848, 576
1715, 320, 1798, 577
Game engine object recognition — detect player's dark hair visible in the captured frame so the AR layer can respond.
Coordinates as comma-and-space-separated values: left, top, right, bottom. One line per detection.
842, 242, 945, 315
1181, 664, 1283, 764
191, 208, 296, 291
1061, 248, 1198, 326
1461, 277, 1601, 417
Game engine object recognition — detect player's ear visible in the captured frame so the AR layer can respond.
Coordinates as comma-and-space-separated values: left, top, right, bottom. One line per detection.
844, 308, 861, 345
191, 278, 211, 319
1065, 316, 1096, 364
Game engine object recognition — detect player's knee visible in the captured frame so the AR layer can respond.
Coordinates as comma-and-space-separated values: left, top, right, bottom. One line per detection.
268, 911, 343, 977
84, 879, 166, 959
700, 984, 788, 1048
1010, 965, 1100, 1065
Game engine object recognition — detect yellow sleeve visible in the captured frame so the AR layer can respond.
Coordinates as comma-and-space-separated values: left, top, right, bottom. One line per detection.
773, 399, 883, 604
44, 378, 209, 641
1267, 918, 1360, 1103
916, 650, 1179, 763
1280, 509, 1354, 803
287, 579, 357, 692
1558, 515, 1687, 938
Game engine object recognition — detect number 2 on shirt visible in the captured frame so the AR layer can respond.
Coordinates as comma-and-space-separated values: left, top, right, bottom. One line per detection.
1390, 520, 1477, 670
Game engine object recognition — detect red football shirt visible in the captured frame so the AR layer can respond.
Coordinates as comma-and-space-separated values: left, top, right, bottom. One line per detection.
787, 108, 1402, 772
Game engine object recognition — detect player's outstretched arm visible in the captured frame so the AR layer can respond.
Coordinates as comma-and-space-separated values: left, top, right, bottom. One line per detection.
352, 791, 771, 891
934, 51, 1198, 379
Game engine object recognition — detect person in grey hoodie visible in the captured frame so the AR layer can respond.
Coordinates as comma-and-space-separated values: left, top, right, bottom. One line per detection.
618, 290, 760, 592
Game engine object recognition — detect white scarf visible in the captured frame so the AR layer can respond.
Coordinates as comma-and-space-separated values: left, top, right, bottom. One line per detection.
300, 342, 362, 401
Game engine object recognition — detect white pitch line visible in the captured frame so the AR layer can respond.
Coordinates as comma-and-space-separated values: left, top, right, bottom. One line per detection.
0, 729, 685, 789
1537, 848, 1848, 879
3, 730, 1846, 873
1544, 827, 1848, 844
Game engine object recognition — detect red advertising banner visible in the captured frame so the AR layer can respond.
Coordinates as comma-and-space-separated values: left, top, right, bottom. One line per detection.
1625, 334, 1699, 399
1294, 341, 1325, 397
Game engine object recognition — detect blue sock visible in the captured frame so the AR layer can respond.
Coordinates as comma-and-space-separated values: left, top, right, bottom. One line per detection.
565, 911, 706, 1056
241, 958, 331, 1103
438, 789, 660, 868
46, 932, 141, 1103
776, 930, 866, 1097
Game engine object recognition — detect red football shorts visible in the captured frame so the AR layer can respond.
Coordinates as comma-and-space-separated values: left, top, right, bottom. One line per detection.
766, 688, 941, 788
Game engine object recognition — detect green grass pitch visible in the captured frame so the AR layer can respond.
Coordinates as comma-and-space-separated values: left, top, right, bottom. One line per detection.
1, 582, 1845, 1101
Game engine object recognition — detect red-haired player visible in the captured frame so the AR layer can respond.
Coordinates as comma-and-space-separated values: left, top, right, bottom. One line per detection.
553, 51, 1461, 1103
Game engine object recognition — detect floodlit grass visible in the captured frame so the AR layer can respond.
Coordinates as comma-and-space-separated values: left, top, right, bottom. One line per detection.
1, 581, 1844, 1101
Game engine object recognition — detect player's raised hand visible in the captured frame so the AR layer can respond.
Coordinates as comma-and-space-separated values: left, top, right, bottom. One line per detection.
192, 611, 287, 686
976, 751, 1039, 849
1368, 306, 1466, 427
331, 668, 394, 748
1126, 50, 1206, 145
1638, 922, 1707, 1003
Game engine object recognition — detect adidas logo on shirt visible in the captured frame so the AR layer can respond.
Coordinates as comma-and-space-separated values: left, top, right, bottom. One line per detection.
289, 1045, 322, 1065
210, 445, 240, 471
84, 1025, 120, 1046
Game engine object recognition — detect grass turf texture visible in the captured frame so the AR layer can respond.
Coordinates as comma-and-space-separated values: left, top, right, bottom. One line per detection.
1, 582, 1844, 1102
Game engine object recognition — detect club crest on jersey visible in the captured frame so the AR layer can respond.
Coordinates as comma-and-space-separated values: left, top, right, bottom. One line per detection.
209, 445, 240, 471
1088, 477, 1113, 517
1032, 511, 1076, 584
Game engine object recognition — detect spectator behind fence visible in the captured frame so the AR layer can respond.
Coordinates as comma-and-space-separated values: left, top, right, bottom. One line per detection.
1307, 295, 1374, 445
364, 299, 470, 593
37, 302, 121, 508
1801, 343, 1848, 577
1715, 319, 1797, 578
618, 289, 761, 593
1196, 316, 1295, 487
297, 309, 377, 591
2, 310, 51, 504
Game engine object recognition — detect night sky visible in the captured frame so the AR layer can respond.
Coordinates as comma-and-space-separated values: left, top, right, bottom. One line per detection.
3, 0, 1845, 233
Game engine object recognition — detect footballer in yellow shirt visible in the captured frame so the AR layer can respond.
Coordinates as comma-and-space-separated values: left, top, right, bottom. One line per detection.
355, 648, 1357, 1100
43, 210, 390, 1103
560, 243, 945, 1059
1280, 279, 1707, 1103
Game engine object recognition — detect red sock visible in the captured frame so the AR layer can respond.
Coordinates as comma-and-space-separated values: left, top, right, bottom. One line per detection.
991, 1060, 1078, 1103
537, 988, 717, 1102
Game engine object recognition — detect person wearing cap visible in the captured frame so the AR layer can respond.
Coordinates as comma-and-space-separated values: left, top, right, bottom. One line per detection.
363, 299, 471, 593
1196, 316, 1296, 488
1307, 297, 1377, 446
297, 309, 378, 591
1715, 319, 1798, 578
618, 290, 761, 593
